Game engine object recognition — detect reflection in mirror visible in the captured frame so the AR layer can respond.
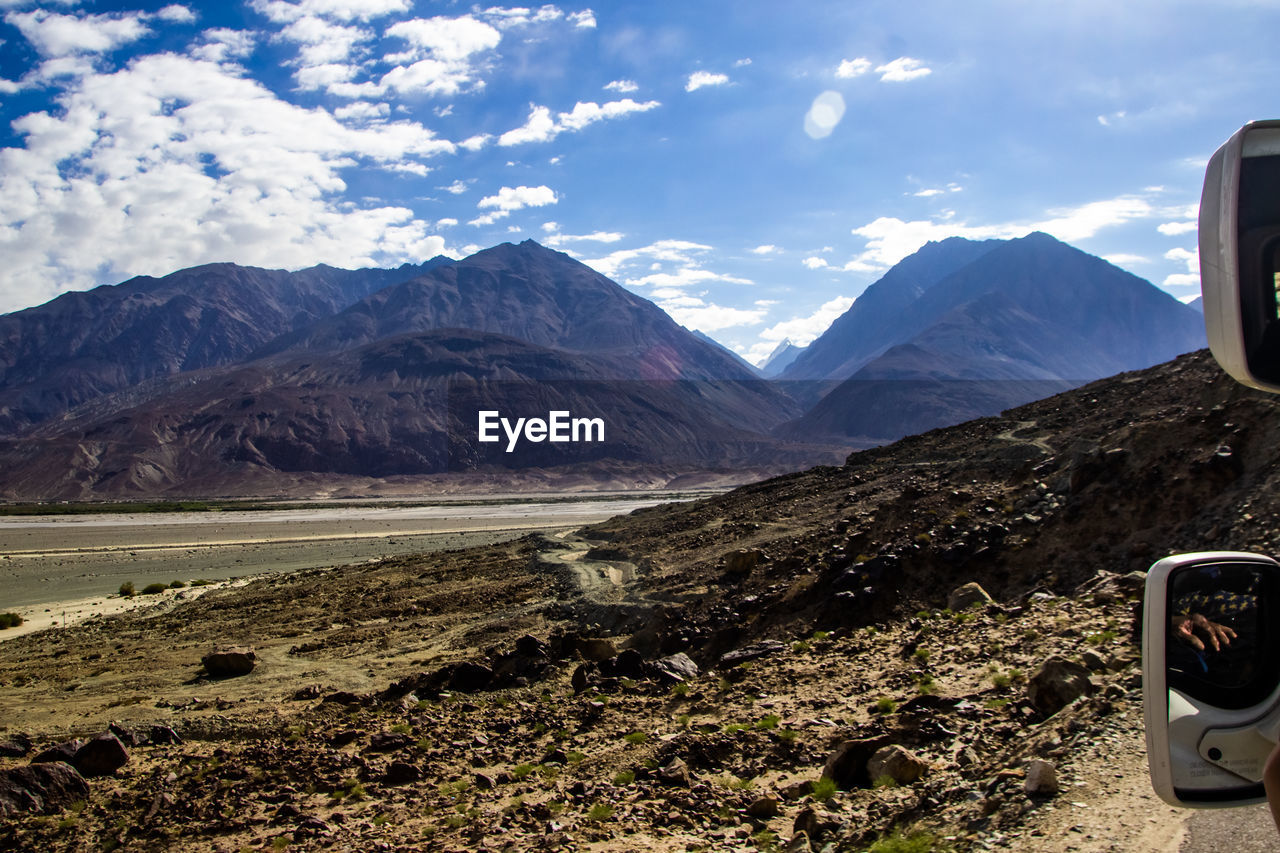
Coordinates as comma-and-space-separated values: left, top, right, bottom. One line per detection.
1167, 561, 1276, 710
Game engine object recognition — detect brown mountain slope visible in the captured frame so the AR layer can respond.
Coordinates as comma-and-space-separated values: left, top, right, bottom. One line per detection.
1, 349, 1277, 852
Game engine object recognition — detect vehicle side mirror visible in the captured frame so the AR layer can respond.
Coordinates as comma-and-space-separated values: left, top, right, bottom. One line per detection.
1200, 119, 1280, 392
1143, 552, 1280, 807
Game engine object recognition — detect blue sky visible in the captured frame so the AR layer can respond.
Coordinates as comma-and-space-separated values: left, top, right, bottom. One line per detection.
0, 0, 1276, 364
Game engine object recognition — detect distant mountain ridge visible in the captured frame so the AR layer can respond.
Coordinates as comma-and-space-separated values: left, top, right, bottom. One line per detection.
0, 242, 829, 499
0, 257, 452, 435
778, 232, 1206, 443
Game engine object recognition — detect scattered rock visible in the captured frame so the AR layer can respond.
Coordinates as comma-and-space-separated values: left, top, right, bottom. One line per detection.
366, 733, 415, 753
785, 830, 814, 853
646, 652, 699, 684
0, 762, 89, 817
202, 646, 256, 678
792, 806, 842, 841
579, 638, 618, 662
724, 549, 763, 576
747, 795, 781, 818
447, 661, 494, 693
719, 640, 786, 668
948, 582, 993, 611
780, 779, 814, 800
0, 735, 31, 758
823, 736, 890, 789
30, 739, 83, 766
383, 761, 421, 785
1028, 656, 1094, 716
866, 744, 928, 785
72, 733, 129, 778
1024, 759, 1059, 796
655, 757, 691, 787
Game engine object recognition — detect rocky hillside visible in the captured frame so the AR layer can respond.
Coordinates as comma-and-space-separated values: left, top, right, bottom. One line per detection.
1, 348, 1277, 851
776, 233, 1205, 445
0, 259, 450, 435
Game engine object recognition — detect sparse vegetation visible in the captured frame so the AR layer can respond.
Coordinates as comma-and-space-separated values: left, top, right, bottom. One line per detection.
140, 582, 167, 595
586, 803, 614, 822
622, 731, 647, 745
612, 769, 635, 785
874, 696, 897, 714
0, 612, 22, 629
811, 777, 837, 801
118, 581, 135, 597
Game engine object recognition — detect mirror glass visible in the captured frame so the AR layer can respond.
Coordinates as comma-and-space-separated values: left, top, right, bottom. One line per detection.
1167, 560, 1280, 710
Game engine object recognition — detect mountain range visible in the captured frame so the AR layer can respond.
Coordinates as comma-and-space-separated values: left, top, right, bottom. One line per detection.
0, 234, 1206, 499
776, 232, 1205, 443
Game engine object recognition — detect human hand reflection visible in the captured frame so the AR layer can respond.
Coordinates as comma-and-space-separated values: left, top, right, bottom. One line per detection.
1172, 613, 1237, 652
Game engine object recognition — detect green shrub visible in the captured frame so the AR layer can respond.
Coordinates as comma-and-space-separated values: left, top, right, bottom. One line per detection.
586, 803, 614, 822
612, 769, 635, 785
140, 582, 167, 595
811, 776, 837, 801
874, 696, 897, 714
118, 581, 135, 597
169, 580, 186, 589
0, 612, 22, 629
754, 714, 780, 730
623, 731, 647, 745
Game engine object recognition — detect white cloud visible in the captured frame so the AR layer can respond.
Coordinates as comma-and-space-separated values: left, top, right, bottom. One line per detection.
157, 5, 197, 23
192, 28, 256, 62
804, 90, 845, 139
835, 57, 871, 79
1102, 253, 1148, 266
440, 179, 471, 194
544, 230, 625, 246
686, 70, 729, 92
1097, 110, 1127, 127
1165, 246, 1197, 273
0, 78, 19, 94
385, 15, 501, 63
280, 15, 371, 69
625, 268, 752, 288
250, 0, 410, 23
469, 184, 557, 225
876, 56, 931, 82
437, 217, 458, 227
0, 52, 456, 312
581, 239, 713, 278
605, 79, 638, 93
1158, 220, 1197, 236
6, 9, 151, 57
845, 194, 1159, 272
802, 256, 829, 270
568, 9, 596, 28
1164, 273, 1200, 288
333, 100, 389, 121
750, 244, 778, 255
733, 57, 751, 67
663, 302, 766, 333
747, 295, 855, 363
498, 98, 659, 146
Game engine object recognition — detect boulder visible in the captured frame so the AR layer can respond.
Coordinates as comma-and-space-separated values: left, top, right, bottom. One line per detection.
72, 734, 129, 778
383, 761, 421, 785
655, 757, 691, 787
1024, 759, 1059, 796
866, 744, 928, 785
446, 661, 494, 693
947, 582, 993, 612
0, 763, 89, 817
579, 638, 618, 662
30, 739, 83, 765
719, 640, 786, 668
823, 736, 890, 789
202, 646, 256, 678
647, 652, 700, 684
1028, 656, 1094, 716
724, 549, 763, 576
747, 795, 781, 818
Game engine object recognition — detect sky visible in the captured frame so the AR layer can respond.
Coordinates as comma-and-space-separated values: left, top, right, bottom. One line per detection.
0, 1, 1277, 365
